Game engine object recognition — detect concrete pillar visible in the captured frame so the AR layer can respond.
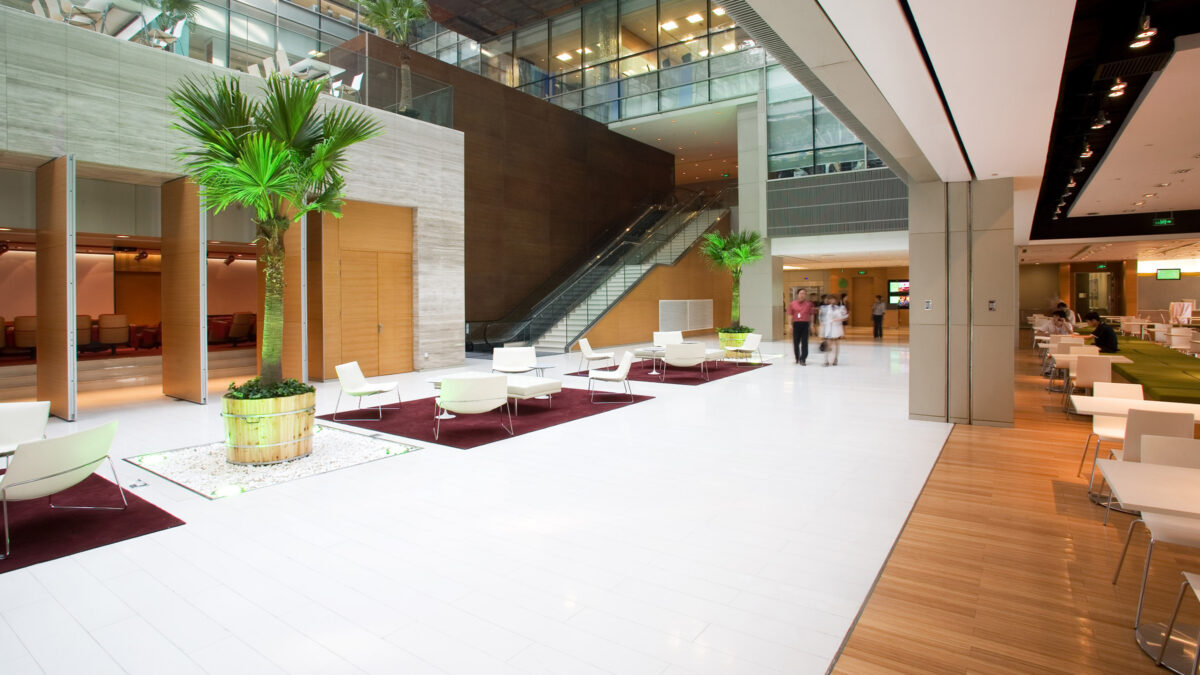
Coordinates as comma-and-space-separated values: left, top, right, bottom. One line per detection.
909, 178, 1016, 426
735, 93, 783, 338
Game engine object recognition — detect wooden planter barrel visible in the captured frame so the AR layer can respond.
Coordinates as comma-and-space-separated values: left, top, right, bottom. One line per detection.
221, 391, 316, 465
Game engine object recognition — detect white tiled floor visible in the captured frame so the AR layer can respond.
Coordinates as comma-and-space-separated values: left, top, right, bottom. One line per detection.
7, 337, 951, 674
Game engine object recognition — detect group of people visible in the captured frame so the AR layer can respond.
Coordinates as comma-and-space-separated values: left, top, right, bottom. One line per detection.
1038, 301, 1119, 353
785, 291, 887, 366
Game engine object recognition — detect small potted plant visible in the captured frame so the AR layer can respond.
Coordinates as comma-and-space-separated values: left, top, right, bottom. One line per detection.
700, 230, 765, 349
169, 74, 381, 464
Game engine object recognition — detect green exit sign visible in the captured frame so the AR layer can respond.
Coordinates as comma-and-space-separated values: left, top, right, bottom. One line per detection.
1097, 264, 1107, 269
858, 270, 867, 275
1153, 217, 1174, 226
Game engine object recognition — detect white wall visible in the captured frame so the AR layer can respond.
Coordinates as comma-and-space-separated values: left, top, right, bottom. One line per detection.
0, 7, 466, 369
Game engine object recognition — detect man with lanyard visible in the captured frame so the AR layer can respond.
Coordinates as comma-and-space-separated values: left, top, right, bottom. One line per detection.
788, 289, 817, 365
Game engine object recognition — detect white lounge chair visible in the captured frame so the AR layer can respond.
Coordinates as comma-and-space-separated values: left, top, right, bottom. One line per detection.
0, 401, 51, 466
576, 338, 615, 372
660, 342, 709, 381
725, 332, 763, 364
434, 374, 513, 440
588, 352, 634, 403
1, 421, 125, 560
492, 346, 537, 374
333, 361, 400, 421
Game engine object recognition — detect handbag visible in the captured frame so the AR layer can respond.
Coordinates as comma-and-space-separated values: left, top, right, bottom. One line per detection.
819, 340, 829, 352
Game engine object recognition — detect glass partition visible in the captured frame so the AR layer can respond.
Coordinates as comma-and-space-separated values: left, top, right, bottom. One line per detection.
582, 0, 618, 67
515, 23, 549, 86
481, 35, 515, 87
620, 0, 657, 56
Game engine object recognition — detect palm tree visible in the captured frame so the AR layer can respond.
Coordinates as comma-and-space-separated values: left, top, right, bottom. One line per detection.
169, 74, 382, 386
358, 0, 429, 114
700, 231, 765, 328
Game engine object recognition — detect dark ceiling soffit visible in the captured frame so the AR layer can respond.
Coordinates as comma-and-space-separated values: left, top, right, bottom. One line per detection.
427, 0, 592, 42
1032, 209, 1200, 241
1029, 0, 1199, 240
720, 0, 912, 185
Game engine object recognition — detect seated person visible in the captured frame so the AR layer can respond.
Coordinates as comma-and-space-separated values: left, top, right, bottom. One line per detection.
1084, 311, 1119, 353
1045, 310, 1073, 335
1056, 302, 1077, 324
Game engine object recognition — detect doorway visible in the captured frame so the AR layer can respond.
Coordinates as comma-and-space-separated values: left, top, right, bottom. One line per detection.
339, 250, 413, 376
1074, 272, 1113, 316
851, 277, 876, 327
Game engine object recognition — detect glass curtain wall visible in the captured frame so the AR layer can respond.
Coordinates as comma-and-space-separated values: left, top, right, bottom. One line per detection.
186, 0, 359, 73
765, 65, 881, 178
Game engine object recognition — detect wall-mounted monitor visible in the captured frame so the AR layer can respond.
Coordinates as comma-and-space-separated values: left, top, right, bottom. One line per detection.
888, 280, 910, 308
1157, 268, 1182, 280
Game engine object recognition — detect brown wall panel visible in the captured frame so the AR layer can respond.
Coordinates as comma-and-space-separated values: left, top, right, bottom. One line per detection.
339, 35, 675, 322
160, 178, 206, 403
582, 236, 732, 349
281, 218, 305, 381
307, 213, 325, 379
1123, 259, 1138, 315
316, 201, 415, 379
115, 272, 162, 326
35, 157, 75, 420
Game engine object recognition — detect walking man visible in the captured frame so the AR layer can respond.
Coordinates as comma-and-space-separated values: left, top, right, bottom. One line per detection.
788, 289, 816, 365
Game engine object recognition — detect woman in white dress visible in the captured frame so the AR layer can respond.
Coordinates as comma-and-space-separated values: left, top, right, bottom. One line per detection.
818, 294, 849, 366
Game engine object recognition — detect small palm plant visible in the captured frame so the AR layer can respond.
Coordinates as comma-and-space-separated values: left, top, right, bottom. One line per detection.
169, 74, 382, 388
358, 0, 429, 114
700, 231, 765, 328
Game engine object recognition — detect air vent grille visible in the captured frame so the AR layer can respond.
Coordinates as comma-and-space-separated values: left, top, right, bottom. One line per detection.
1093, 52, 1172, 80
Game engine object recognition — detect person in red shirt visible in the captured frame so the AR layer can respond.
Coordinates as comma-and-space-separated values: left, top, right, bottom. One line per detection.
787, 289, 817, 365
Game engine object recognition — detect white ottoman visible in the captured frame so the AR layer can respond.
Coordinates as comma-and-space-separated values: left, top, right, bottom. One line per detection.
506, 375, 562, 414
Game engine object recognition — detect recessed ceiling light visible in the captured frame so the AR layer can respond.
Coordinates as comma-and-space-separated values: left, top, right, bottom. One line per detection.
1143, 193, 1156, 198
1173, 169, 1192, 174
0, 227, 10, 231
660, 20, 678, 31
1133, 201, 1145, 206
115, 235, 130, 238
556, 53, 572, 62
712, 6, 725, 15
685, 13, 703, 23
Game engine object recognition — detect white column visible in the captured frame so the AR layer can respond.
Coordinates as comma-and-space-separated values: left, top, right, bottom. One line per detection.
736, 93, 782, 338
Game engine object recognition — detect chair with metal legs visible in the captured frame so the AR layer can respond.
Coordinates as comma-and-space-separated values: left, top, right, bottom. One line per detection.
576, 338, 615, 372
1112, 437, 1200, 630
588, 352, 634, 403
333, 361, 400, 421
660, 342, 709, 381
1, 422, 125, 560
433, 375, 513, 441
1157, 572, 1200, 673
0, 401, 51, 468
1092, 409, 1194, 519
1077, 382, 1143, 478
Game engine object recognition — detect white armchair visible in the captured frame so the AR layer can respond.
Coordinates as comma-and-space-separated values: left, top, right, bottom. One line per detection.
726, 333, 763, 364
434, 375, 513, 440
588, 352, 635, 403
660, 342, 709, 381
576, 338, 615, 372
492, 346, 537, 374
0, 401, 51, 463
333, 361, 400, 421
633, 331, 684, 368
1, 421, 125, 560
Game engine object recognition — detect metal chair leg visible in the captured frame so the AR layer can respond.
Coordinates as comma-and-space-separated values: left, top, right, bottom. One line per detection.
1135, 540, 1157, 628
1113, 518, 1144, 584
1159, 578, 1192, 665
1078, 433, 1097, 476
500, 401, 514, 436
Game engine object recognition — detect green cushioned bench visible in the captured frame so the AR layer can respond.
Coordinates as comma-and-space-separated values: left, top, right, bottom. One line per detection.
1110, 337, 1200, 404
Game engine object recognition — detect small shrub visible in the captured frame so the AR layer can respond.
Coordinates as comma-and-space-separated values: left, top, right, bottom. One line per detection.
225, 377, 315, 400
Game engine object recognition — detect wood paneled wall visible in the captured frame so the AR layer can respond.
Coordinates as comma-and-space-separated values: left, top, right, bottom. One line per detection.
1123, 259, 1138, 315
311, 201, 414, 379
338, 34, 675, 322
582, 223, 731, 349
35, 156, 75, 420
160, 178, 207, 403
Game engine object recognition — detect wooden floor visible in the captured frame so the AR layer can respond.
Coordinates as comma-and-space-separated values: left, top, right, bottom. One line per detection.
832, 332, 1200, 674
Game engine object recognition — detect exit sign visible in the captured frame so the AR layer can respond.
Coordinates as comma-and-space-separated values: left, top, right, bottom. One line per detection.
1097, 264, 1107, 269
858, 270, 867, 275
1153, 217, 1174, 226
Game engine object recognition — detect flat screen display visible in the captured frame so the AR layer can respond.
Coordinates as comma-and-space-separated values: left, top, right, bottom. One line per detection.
1157, 268, 1182, 280
889, 280, 910, 294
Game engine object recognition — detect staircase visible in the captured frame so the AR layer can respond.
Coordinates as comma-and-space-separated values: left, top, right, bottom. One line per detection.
532, 191, 729, 352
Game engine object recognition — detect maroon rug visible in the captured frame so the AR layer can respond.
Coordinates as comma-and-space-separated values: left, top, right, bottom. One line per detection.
565, 361, 770, 385
0, 473, 185, 574
317, 387, 653, 450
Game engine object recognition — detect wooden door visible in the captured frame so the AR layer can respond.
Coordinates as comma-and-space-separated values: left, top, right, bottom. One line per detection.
851, 277, 875, 327
378, 252, 413, 374
340, 250, 379, 375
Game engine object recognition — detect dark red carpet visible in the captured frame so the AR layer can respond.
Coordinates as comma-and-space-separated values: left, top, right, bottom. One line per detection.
565, 361, 770, 385
317, 387, 653, 449
0, 473, 185, 574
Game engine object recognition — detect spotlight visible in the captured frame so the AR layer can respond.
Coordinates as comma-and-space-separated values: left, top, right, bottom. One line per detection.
1080, 143, 1093, 159
135, 249, 149, 261
1067, 177, 1077, 188
1109, 78, 1127, 97
224, 253, 236, 266
1072, 161, 1086, 174
1130, 15, 1156, 48
1091, 111, 1110, 129
0, 242, 8, 256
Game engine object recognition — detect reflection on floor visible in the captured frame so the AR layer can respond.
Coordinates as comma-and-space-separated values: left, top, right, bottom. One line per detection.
4, 335, 949, 674
833, 331, 1200, 673
0, 342, 254, 367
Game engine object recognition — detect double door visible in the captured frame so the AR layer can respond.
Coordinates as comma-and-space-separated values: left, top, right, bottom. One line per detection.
340, 250, 412, 377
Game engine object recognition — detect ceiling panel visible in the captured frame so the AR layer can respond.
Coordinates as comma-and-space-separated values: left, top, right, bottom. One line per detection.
1020, 235, 1200, 264
815, 0, 970, 182
908, 0, 1075, 180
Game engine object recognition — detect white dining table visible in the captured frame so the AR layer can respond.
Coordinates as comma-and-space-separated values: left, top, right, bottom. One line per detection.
1070, 395, 1200, 419
1049, 353, 1132, 370
1096, 459, 1200, 673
